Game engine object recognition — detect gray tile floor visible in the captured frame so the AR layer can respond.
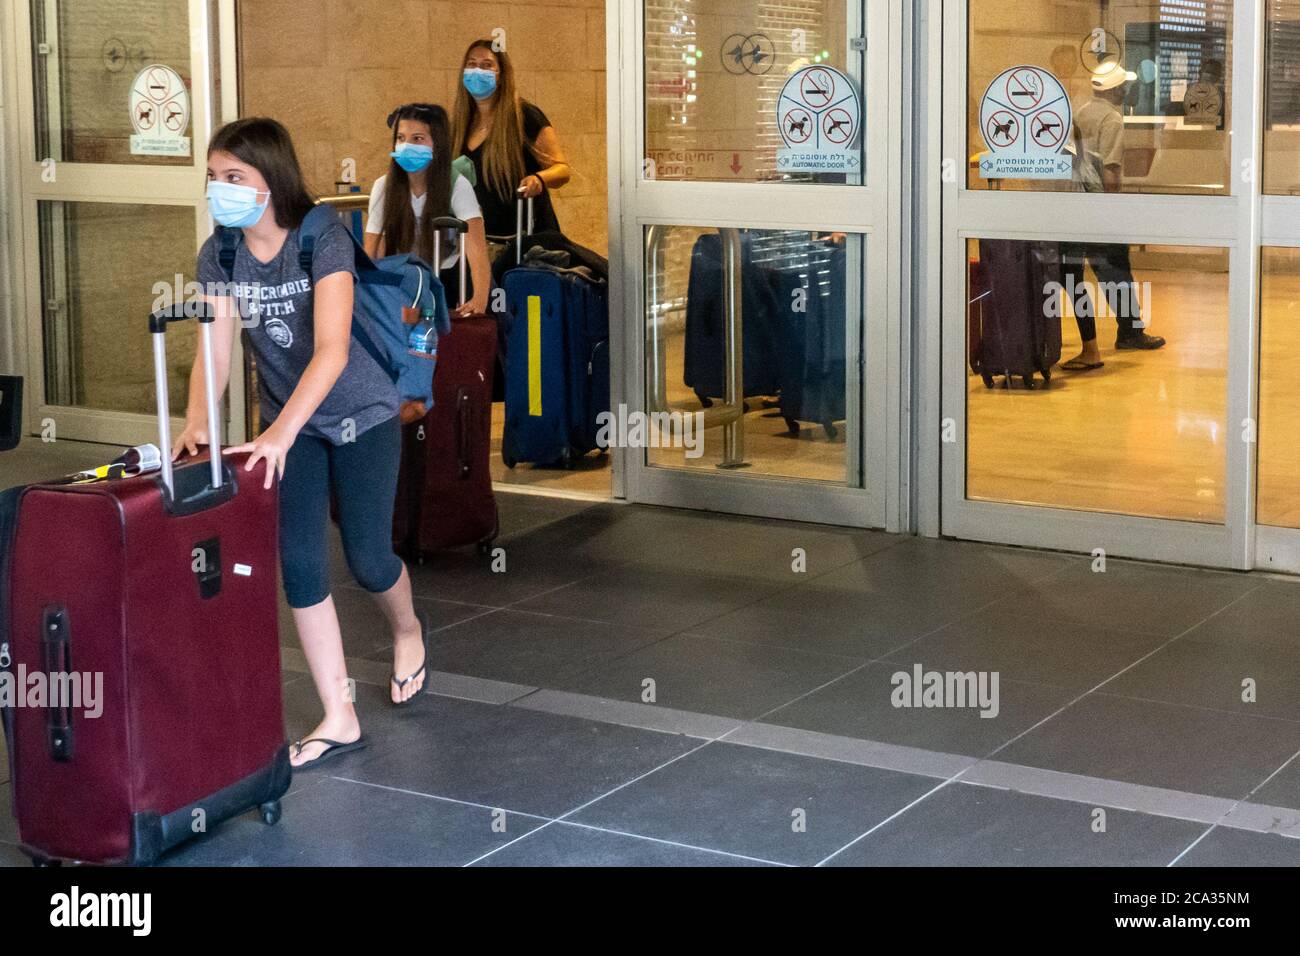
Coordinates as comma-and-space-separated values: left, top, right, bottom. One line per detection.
4, 438, 1300, 866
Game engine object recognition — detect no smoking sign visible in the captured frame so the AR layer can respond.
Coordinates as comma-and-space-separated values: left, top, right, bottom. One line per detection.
978, 65, 1072, 180
128, 63, 191, 158
776, 64, 862, 174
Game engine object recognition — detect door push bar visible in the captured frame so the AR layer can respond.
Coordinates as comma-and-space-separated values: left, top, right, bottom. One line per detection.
645, 226, 747, 469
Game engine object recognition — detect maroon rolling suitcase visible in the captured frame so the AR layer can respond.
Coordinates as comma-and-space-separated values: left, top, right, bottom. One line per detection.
0, 304, 290, 866
393, 219, 499, 558
971, 239, 1062, 390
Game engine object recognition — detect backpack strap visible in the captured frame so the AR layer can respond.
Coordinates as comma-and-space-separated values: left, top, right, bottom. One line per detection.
297, 204, 399, 385
296, 204, 338, 276
216, 225, 241, 279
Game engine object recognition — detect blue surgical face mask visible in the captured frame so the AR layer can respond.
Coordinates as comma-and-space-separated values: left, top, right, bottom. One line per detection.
206, 180, 270, 229
463, 68, 497, 100
391, 142, 434, 174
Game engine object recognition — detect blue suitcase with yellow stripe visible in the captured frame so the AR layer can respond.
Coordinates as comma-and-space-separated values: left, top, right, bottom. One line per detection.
501, 265, 609, 469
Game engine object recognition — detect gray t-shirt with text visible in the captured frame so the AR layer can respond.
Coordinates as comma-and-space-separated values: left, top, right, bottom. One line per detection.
197, 219, 398, 445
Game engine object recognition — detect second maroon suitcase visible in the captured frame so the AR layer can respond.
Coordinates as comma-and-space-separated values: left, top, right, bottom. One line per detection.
394, 314, 499, 557
393, 219, 499, 558
1, 305, 290, 866
971, 239, 1062, 390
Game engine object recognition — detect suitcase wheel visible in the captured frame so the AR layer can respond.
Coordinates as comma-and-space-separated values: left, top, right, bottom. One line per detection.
981, 371, 995, 389
30, 855, 61, 868
259, 800, 283, 826
560, 448, 575, 470
823, 421, 838, 441
503, 452, 517, 469
1022, 375, 1036, 391
784, 418, 801, 438
476, 506, 500, 556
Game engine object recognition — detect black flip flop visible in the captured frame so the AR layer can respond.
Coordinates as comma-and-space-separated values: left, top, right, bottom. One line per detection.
391, 610, 429, 707
1060, 359, 1104, 372
290, 736, 367, 770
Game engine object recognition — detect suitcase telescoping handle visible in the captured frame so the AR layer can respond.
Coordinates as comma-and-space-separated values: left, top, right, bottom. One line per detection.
514, 194, 535, 265
430, 216, 470, 306
148, 302, 223, 499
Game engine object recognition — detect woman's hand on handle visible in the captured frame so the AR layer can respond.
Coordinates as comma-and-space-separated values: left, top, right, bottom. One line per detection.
517, 174, 545, 199
459, 291, 489, 316
170, 421, 210, 462
225, 422, 296, 490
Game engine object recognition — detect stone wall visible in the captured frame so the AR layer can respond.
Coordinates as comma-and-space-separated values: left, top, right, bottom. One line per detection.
237, 0, 608, 253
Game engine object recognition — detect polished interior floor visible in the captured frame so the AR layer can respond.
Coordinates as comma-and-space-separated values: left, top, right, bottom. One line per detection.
3, 441, 1299, 866
652, 332, 847, 482
969, 254, 1230, 523
1258, 267, 1300, 529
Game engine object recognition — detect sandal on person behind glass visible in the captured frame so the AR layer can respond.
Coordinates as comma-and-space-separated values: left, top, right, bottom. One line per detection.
391, 611, 429, 707
291, 736, 368, 771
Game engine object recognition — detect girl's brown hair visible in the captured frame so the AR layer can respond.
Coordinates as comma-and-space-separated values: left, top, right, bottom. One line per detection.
451, 39, 527, 203
380, 103, 453, 266
208, 117, 316, 229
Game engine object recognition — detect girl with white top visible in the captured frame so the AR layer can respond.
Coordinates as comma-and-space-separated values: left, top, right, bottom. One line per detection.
364, 102, 491, 316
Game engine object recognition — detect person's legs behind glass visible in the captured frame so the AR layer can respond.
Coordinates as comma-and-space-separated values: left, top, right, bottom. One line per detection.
1091, 243, 1166, 350
1058, 241, 1104, 371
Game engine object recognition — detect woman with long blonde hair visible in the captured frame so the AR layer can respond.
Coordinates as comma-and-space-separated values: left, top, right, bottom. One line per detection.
451, 39, 570, 240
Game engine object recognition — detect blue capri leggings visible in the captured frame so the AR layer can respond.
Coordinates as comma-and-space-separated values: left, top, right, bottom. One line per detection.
275, 415, 404, 609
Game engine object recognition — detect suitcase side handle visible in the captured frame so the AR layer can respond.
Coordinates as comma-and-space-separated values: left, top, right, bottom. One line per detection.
149, 303, 223, 505
42, 606, 73, 762
455, 388, 472, 479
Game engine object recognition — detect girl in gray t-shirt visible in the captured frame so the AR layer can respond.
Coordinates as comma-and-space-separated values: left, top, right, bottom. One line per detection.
176, 118, 430, 771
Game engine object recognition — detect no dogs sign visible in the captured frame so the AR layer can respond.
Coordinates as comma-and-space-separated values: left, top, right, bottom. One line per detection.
128, 64, 191, 157
978, 66, 1072, 180
775, 65, 862, 174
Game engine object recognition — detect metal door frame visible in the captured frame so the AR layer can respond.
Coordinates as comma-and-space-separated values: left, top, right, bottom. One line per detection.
932, 0, 1266, 569
1254, 18, 1300, 574
608, 0, 907, 531
1, 0, 243, 448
